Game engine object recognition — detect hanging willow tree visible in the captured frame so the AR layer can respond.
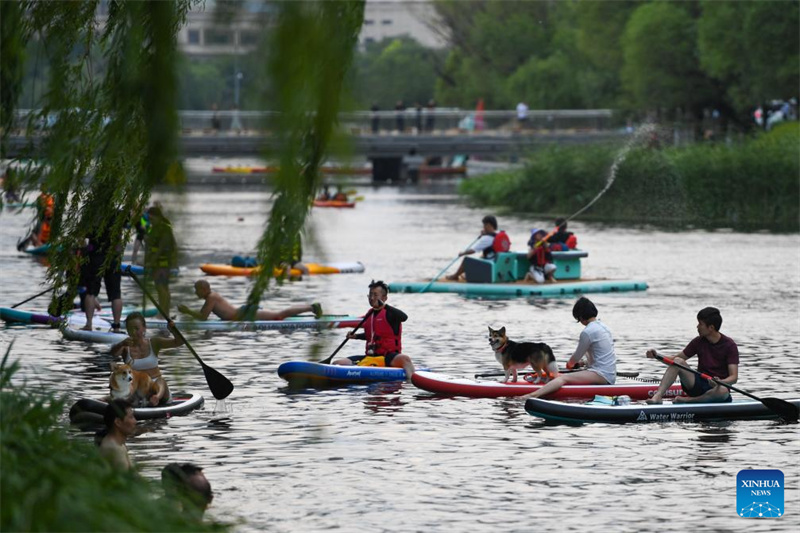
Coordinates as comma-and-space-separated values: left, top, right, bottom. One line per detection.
1, 0, 364, 314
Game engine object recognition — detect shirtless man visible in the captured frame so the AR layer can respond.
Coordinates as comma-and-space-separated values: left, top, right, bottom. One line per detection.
178, 279, 323, 321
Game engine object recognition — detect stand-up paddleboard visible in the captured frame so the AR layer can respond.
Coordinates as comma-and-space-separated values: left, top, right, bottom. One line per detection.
120, 263, 180, 276
21, 243, 50, 256
61, 313, 364, 343
278, 361, 414, 388
69, 392, 204, 426
200, 261, 365, 277
411, 371, 685, 400
524, 397, 800, 424
1, 306, 158, 325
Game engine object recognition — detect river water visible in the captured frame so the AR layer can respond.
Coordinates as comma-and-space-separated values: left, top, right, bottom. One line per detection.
2, 175, 799, 532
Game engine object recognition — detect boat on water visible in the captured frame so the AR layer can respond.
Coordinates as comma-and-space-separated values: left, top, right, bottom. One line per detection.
278, 361, 413, 388
312, 200, 356, 208
411, 370, 684, 400
200, 261, 365, 277
69, 392, 204, 426
524, 396, 800, 424
390, 250, 648, 297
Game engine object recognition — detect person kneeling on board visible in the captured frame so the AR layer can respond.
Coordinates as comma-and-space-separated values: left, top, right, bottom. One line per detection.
178, 279, 323, 321
332, 280, 415, 382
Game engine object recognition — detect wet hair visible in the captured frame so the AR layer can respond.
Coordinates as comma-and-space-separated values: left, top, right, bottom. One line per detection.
697, 307, 722, 331
368, 280, 389, 295
572, 297, 598, 322
556, 218, 567, 231
103, 399, 132, 430
482, 215, 498, 229
125, 311, 146, 332
162, 463, 213, 509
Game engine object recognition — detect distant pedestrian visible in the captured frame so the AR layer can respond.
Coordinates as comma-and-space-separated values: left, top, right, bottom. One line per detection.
404, 147, 425, 183
210, 103, 221, 133
425, 99, 436, 132
414, 102, 423, 134
370, 103, 380, 134
516, 101, 528, 130
395, 100, 406, 133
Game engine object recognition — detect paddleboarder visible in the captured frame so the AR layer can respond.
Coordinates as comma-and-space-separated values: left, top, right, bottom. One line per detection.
645, 307, 739, 404
332, 280, 415, 381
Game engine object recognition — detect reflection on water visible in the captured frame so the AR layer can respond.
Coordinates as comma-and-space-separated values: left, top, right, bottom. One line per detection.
2, 182, 799, 532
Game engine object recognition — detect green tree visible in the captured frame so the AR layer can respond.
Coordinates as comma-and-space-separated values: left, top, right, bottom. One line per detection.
352, 36, 441, 109
620, 2, 715, 119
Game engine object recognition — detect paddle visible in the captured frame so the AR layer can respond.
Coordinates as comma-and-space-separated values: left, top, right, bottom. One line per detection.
419, 236, 481, 293
11, 286, 54, 309
319, 309, 374, 365
652, 353, 798, 422
126, 268, 234, 400
474, 369, 640, 379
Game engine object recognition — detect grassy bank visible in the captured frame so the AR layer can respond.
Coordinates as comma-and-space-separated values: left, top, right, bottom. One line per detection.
0, 351, 228, 532
461, 123, 800, 231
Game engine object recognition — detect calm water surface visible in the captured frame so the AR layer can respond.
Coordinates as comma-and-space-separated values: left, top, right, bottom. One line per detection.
2, 179, 799, 532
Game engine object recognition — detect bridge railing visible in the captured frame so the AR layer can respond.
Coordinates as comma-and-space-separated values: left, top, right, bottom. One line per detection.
11, 108, 618, 136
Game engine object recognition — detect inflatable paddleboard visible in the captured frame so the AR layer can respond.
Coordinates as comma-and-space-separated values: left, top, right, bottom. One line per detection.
312, 200, 356, 208
412, 371, 685, 400
69, 392, 204, 426
524, 397, 800, 424
278, 361, 413, 387
200, 261, 365, 277
1, 306, 158, 325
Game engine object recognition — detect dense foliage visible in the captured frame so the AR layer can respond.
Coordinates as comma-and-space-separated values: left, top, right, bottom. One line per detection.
433, 0, 798, 127
460, 123, 800, 231
0, 350, 227, 531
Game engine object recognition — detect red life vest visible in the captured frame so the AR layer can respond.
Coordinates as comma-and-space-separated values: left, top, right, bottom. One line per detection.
492, 230, 511, 253
531, 245, 549, 267
363, 307, 402, 356
565, 234, 577, 249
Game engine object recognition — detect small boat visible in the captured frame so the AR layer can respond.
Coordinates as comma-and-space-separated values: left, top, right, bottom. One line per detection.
411, 370, 684, 400
69, 392, 204, 426
21, 243, 50, 256
278, 361, 412, 388
524, 397, 800, 424
312, 200, 356, 209
390, 250, 647, 298
200, 261, 365, 277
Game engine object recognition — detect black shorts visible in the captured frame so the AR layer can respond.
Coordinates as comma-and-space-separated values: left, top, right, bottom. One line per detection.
347, 353, 400, 367
683, 376, 732, 402
81, 255, 122, 301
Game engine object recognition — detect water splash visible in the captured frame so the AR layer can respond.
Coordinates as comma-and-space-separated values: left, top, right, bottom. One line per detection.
567, 123, 658, 222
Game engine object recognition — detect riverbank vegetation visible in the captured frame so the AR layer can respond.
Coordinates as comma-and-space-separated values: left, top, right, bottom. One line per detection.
0, 351, 227, 531
460, 123, 799, 231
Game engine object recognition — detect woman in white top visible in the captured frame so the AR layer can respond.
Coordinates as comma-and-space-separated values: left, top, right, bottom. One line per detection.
110, 312, 183, 405
527, 297, 617, 398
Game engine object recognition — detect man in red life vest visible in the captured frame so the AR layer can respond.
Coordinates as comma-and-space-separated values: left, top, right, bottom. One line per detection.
445, 215, 511, 281
333, 280, 415, 382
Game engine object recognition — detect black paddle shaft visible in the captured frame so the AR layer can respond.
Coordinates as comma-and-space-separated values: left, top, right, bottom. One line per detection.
11, 286, 54, 309
126, 268, 234, 400
654, 353, 798, 422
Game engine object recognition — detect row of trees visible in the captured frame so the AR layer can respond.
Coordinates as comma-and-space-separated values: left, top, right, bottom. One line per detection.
432, 0, 799, 127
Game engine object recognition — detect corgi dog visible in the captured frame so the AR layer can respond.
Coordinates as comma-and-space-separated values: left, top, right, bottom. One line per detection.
488, 326, 558, 383
109, 362, 162, 407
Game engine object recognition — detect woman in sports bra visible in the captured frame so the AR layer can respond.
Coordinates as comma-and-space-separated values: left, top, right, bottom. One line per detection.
110, 312, 184, 405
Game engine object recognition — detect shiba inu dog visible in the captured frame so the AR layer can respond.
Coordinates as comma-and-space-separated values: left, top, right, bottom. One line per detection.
488, 326, 558, 383
108, 362, 161, 407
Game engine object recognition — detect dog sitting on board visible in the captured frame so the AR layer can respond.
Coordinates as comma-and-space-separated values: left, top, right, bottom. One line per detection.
488, 326, 558, 383
108, 362, 162, 407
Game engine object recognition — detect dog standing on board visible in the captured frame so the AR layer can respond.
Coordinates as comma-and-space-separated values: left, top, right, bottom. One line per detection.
488, 326, 558, 383
108, 362, 162, 407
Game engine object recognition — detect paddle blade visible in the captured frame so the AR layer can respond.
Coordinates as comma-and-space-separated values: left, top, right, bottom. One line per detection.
761, 398, 799, 422
202, 363, 234, 400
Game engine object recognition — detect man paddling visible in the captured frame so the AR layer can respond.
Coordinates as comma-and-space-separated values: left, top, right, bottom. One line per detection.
332, 280, 415, 381
645, 307, 739, 404
178, 279, 323, 321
